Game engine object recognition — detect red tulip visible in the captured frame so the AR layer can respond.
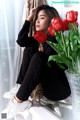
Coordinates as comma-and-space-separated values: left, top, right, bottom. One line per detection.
51, 17, 63, 31
74, 21, 78, 27
48, 26, 55, 36
71, 21, 79, 30
34, 31, 48, 43
66, 10, 78, 22
63, 19, 69, 30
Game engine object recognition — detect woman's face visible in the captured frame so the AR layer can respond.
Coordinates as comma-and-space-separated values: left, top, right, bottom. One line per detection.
35, 10, 49, 32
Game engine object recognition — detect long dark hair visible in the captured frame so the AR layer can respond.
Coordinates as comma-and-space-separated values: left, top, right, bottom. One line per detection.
33, 5, 61, 33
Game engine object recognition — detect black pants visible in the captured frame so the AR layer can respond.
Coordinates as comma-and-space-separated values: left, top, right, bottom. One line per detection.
16, 47, 48, 101
16, 47, 71, 101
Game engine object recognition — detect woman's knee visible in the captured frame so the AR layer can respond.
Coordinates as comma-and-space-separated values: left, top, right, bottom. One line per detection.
32, 52, 46, 60
33, 52, 40, 57
31, 52, 47, 65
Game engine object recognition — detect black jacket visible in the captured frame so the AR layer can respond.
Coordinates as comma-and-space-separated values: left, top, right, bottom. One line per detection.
16, 20, 71, 100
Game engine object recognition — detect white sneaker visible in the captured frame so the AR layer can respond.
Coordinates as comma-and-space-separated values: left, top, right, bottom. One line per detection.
0, 98, 32, 119
3, 84, 21, 99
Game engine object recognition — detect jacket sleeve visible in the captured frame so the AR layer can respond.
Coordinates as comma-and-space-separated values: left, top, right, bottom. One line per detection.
16, 20, 38, 48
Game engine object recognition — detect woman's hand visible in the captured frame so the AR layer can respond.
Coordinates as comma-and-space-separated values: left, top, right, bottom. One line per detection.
27, 8, 36, 22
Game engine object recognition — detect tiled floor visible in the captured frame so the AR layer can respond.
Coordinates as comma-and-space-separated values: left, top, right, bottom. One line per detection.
0, 93, 72, 120
14, 104, 72, 120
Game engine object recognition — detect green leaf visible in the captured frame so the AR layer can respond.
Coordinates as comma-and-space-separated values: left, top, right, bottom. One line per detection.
48, 55, 63, 63
57, 63, 66, 70
46, 40, 62, 53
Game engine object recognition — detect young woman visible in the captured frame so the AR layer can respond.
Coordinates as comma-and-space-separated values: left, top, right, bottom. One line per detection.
1, 5, 71, 119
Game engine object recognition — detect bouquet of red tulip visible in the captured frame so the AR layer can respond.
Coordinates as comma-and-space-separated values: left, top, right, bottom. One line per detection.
47, 10, 80, 74
34, 10, 80, 74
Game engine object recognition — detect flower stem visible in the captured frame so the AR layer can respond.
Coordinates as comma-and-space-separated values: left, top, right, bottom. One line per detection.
61, 31, 67, 56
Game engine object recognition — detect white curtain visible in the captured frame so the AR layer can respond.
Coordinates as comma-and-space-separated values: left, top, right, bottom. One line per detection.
0, 0, 25, 112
